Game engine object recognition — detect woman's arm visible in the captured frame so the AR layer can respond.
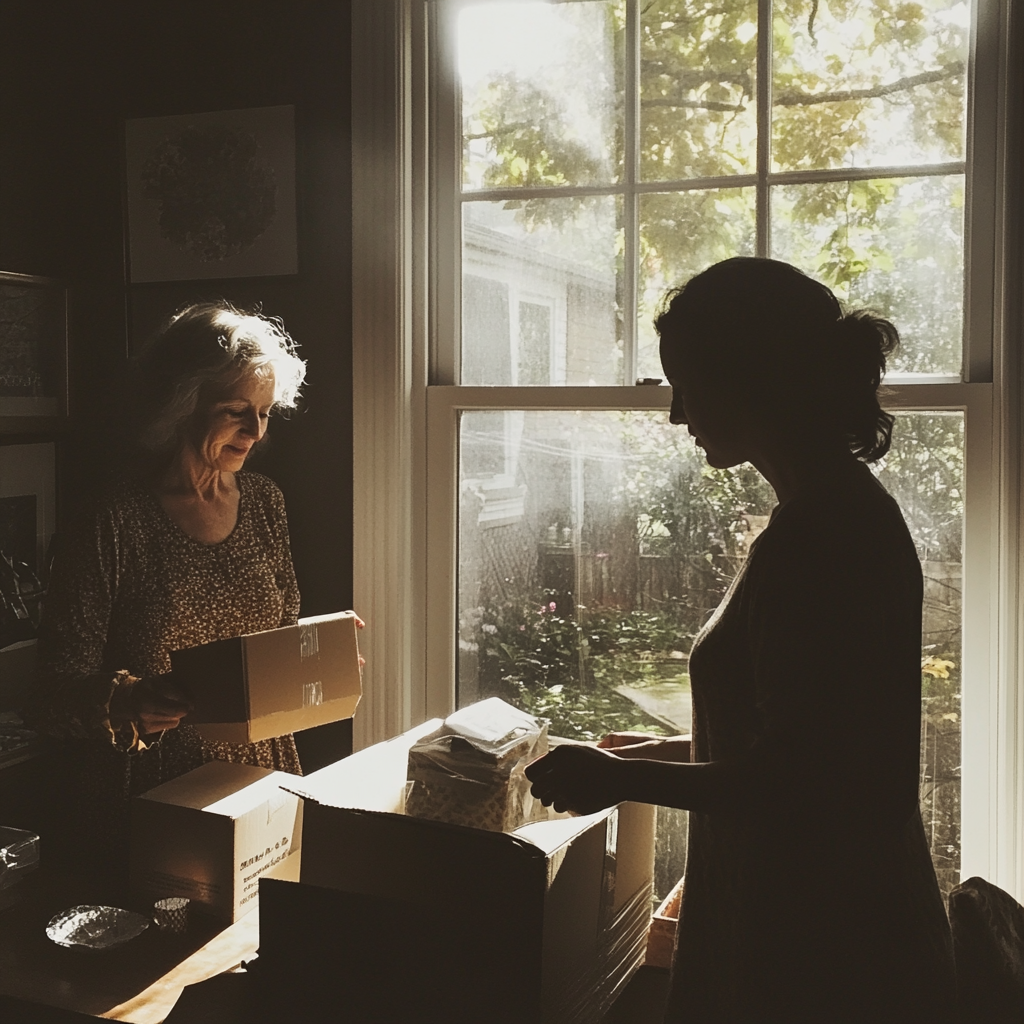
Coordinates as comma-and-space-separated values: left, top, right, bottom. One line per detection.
527, 743, 733, 815
598, 731, 692, 761
29, 504, 188, 748
529, 502, 923, 828
264, 480, 301, 626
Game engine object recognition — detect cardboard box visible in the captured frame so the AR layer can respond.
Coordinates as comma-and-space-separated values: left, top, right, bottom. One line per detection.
131, 759, 303, 923
171, 611, 362, 744
275, 721, 656, 1023
646, 875, 684, 969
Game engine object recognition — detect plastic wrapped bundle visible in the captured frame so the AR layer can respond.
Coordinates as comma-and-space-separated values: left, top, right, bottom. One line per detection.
405, 697, 549, 832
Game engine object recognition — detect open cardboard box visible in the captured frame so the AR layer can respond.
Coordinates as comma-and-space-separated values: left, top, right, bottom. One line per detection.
131, 759, 303, 923
171, 611, 361, 744
266, 720, 656, 1023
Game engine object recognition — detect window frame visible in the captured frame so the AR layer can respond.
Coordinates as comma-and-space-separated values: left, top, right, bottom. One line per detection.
351, 0, 1024, 901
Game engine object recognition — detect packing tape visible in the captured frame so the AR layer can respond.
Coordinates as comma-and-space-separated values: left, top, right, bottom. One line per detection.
299, 622, 319, 660
303, 681, 324, 707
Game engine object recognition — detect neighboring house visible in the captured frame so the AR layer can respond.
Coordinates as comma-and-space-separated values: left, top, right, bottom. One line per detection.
462, 219, 617, 391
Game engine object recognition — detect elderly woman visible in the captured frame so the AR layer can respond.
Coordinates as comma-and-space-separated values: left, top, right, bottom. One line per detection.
31, 301, 308, 865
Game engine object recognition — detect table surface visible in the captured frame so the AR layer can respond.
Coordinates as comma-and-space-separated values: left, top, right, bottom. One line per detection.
0, 866, 259, 1023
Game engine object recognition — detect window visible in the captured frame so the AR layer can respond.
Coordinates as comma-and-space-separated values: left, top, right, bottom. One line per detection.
351, 0, 1023, 904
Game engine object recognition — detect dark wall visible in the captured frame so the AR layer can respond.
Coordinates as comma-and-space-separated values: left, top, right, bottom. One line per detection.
0, 0, 353, 618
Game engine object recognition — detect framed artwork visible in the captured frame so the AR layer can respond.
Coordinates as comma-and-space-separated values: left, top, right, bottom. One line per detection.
0, 272, 68, 421
0, 442, 55, 580
125, 104, 298, 283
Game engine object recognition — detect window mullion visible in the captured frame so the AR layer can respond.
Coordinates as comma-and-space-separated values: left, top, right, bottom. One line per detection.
755, 0, 773, 258
431, 0, 461, 386
623, 0, 640, 385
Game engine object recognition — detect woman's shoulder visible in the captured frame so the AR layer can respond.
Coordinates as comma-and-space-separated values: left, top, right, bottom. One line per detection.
238, 471, 288, 513
760, 469, 915, 563
66, 474, 155, 529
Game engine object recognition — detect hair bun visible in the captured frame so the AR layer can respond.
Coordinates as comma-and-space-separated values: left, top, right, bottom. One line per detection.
831, 310, 900, 461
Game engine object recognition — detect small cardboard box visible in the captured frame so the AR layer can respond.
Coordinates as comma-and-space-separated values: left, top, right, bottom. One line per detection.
171, 611, 362, 744
275, 720, 656, 1023
646, 875, 684, 969
131, 759, 303, 923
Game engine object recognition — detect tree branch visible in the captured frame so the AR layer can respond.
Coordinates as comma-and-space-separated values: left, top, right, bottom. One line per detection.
642, 98, 747, 112
464, 122, 534, 141
641, 61, 963, 114
773, 62, 964, 107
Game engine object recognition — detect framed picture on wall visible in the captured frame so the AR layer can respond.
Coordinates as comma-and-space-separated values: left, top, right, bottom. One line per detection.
0, 272, 68, 422
0, 441, 55, 650
125, 104, 299, 283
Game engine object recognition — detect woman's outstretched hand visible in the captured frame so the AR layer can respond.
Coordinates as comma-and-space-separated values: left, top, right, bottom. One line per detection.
526, 743, 630, 815
598, 731, 692, 763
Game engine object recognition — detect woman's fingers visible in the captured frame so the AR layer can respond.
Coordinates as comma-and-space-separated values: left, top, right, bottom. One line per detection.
526, 744, 626, 814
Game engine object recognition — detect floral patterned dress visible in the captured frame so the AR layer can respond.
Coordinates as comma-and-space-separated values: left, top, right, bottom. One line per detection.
31, 471, 302, 864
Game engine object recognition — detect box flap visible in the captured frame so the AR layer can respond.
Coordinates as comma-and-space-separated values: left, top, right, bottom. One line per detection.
511, 810, 611, 856
285, 718, 440, 812
137, 760, 276, 810
172, 637, 248, 722
205, 770, 300, 819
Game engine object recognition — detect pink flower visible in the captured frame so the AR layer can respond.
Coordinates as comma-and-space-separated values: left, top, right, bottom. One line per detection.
519, 625, 526, 631
548, 602, 557, 612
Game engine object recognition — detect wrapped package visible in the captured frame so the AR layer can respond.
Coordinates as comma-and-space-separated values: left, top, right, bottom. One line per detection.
405, 697, 548, 832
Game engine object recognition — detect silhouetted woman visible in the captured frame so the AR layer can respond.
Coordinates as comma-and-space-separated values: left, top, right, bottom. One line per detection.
527, 258, 956, 1023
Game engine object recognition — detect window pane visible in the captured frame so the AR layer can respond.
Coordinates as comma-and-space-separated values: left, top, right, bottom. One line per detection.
770, 175, 965, 375
876, 412, 964, 898
462, 198, 623, 385
458, 409, 963, 899
772, 0, 969, 171
459, 1, 624, 190
640, 0, 759, 181
457, 409, 775, 899
637, 187, 757, 380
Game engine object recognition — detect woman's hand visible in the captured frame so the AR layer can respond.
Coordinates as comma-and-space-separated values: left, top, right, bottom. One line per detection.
348, 611, 367, 668
111, 677, 193, 736
598, 731, 693, 763
525, 743, 631, 815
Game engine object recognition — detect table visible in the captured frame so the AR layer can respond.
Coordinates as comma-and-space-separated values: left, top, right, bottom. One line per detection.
0, 866, 259, 1023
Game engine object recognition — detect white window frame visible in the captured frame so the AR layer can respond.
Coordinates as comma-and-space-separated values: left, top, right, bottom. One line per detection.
351, 0, 1024, 900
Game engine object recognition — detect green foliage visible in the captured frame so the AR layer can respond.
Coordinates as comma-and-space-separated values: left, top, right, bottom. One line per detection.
920, 652, 962, 896
462, 0, 969, 373
476, 588, 683, 741
874, 413, 963, 563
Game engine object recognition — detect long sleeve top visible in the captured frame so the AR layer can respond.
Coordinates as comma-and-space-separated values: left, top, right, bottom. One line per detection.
30, 471, 302, 860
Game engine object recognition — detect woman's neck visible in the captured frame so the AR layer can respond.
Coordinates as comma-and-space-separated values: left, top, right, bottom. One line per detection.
749, 437, 863, 507
156, 447, 235, 502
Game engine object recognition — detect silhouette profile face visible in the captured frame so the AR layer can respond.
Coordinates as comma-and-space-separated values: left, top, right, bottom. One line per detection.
661, 338, 754, 470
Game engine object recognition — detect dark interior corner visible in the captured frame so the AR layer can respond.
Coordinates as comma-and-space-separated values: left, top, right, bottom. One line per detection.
0, 0, 354, 619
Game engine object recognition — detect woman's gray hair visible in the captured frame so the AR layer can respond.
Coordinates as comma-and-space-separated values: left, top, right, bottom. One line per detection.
132, 301, 306, 455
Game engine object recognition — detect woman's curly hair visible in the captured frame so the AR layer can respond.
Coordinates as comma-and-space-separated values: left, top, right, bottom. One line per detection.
130, 301, 306, 456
